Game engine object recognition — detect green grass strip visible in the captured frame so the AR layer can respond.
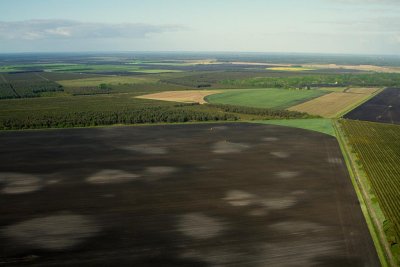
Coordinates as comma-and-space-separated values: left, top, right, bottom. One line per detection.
252, 118, 335, 136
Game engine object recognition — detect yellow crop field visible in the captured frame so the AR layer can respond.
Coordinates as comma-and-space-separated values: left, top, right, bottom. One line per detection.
345, 88, 380, 94
303, 64, 400, 73
267, 66, 315, 72
136, 90, 222, 104
288, 89, 381, 118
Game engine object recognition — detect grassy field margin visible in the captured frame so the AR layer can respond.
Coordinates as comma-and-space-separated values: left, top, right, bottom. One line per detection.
252, 118, 335, 136
333, 119, 395, 267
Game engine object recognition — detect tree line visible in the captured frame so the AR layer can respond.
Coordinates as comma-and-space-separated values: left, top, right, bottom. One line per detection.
0, 106, 238, 130
207, 104, 317, 119
0, 102, 317, 130
220, 73, 400, 89
0, 81, 63, 99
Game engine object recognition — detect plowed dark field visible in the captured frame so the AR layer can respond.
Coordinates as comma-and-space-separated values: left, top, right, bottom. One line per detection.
345, 88, 400, 124
0, 123, 379, 266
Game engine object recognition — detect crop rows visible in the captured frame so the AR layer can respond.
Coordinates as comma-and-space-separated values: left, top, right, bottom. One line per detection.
0, 83, 17, 98
0, 81, 63, 99
340, 119, 400, 245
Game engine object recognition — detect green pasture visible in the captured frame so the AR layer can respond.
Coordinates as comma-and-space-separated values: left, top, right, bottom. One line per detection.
57, 76, 159, 87
0, 63, 181, 74
205, 88, 326, 109
253, 118, 334, 136
266, 66, 316, 72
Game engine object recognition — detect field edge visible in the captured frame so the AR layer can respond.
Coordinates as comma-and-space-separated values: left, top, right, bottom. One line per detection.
204, 88, 327, 110
333, 119, 395, 267
336, 88, 385, 118
251, 118, 335, 136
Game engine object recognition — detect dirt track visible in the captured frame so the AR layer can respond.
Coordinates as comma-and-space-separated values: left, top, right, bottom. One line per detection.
0, 123, 379, 266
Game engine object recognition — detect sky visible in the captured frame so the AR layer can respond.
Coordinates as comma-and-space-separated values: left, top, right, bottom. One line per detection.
0, 0, 399, 54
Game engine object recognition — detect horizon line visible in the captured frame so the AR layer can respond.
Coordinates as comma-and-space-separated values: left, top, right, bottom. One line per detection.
0, 50, 399, 57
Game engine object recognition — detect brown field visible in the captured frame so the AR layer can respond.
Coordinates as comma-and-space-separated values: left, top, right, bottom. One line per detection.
0, 123, 379, 266
345, 87, 381, 94
288, 89, 380, 118
136, 90, 222, 104
230, 62, 289, 66
303, 64, 400, 73
229, 62, 400, 73
318, 87, 347, 92
182, 59, 219, 65
345, 88, 400, 124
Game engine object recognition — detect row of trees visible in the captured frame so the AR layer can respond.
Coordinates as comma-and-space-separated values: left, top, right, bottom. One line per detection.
0, 83, 17, 99
207, 104, 317, 119
220, 73, 400, 89
0, 106, 238, 130
0, 102, 318, 130
67, 84, 112, 96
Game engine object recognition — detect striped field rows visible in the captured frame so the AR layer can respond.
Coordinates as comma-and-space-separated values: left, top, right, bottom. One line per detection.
339, 119, 400, 244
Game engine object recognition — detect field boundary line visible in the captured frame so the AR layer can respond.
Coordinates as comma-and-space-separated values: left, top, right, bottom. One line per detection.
9, 84, 20, 98
35, 73, 50, 81
0, 74, 7, 83
333, 119, 395, 267
336, 87, 385, 118
0, 120, 243, 133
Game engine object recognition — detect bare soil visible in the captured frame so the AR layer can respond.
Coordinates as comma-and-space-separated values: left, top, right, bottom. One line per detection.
0, 123, 379, 266
345, 88, 400, 124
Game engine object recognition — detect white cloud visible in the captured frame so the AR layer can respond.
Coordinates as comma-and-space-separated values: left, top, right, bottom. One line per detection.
0, 20, 184, 40
46, 27, 72, 37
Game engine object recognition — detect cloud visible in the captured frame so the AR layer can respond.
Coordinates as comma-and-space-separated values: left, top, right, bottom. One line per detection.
0, 20, 184, 40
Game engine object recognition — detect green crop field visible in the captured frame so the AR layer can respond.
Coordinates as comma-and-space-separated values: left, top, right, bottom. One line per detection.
0, 63, 181, 74
0, 64, 140, 73
132, 69, 183, 74
266, 66, 316, 72
339, 119, 400, 264
57, 76, 159, 87
254, 118, 334, 136
205, 88, 327, 109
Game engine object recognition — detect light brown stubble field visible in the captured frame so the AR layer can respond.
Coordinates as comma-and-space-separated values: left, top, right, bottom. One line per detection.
136, 90, 222, 104
288, 88, 381, 118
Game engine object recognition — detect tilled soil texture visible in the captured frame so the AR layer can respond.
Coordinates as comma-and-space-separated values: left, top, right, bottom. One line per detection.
0, 123, 379, 266
344, 88, 400, 124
